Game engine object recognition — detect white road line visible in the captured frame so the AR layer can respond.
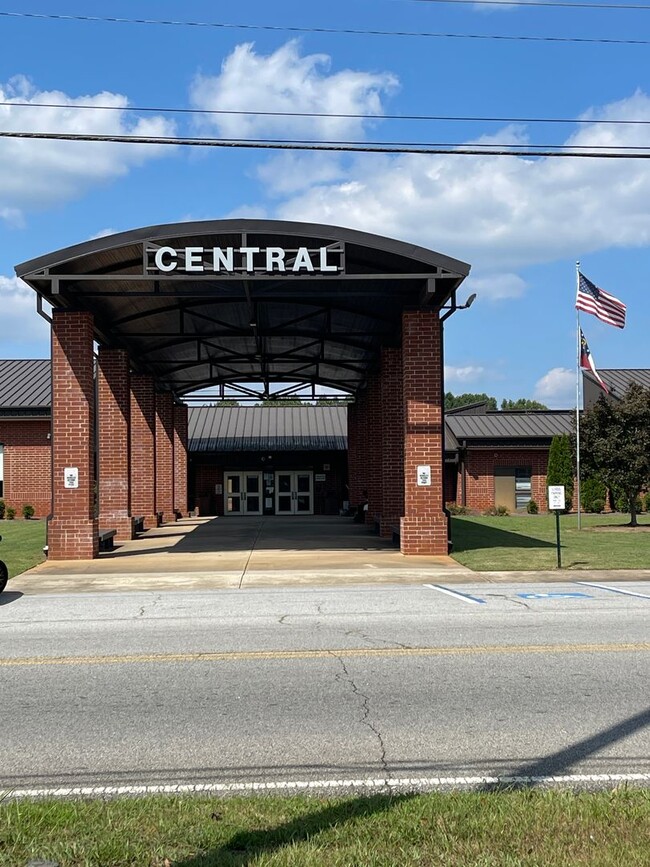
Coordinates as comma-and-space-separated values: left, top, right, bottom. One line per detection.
424, 584, 486, 605
4, 773, 649, 801
575, 581, 650, 600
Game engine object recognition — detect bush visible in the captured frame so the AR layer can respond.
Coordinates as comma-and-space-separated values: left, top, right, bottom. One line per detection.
547, 434, 574, 512
446, 502, 470, 515
22, 504, 35, 519
526, 499, 539, 514
0, 499, 4, 519
591, 499, 605, 514
6, 507, 16, 520
581, 476, 607, 513
644, 492, 650, 512
483, 505, 509, 516
615, 492, 643, 514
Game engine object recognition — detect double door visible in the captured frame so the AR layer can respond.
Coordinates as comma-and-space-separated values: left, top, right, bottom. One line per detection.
224, 472, 263, 515
275, 471, 313, 515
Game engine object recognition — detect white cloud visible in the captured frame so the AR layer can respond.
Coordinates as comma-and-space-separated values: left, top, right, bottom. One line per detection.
445, 364, 486, 384
462, 272, 526, 302
0, 275, 50, 350
534, 367, 575, 408
0, 76, 175, 221
257, 90, 650, 272
190, 41, 398, 141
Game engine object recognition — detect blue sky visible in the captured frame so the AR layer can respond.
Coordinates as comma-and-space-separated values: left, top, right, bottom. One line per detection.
1, 0, 648, 407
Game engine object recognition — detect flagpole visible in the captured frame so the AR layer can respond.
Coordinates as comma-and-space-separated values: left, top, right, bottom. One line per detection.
575, 261, 582, 530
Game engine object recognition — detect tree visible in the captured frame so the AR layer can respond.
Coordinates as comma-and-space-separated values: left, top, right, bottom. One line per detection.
579, 383, 650, 527
547, 434, 574, 512
501, 398, 548, 411
444, 392, 497, 411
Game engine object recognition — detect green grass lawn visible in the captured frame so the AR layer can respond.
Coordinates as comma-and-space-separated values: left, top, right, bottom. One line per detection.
0, 519, 46, 578
451, 512, 650, 571
1, 789, 648, 866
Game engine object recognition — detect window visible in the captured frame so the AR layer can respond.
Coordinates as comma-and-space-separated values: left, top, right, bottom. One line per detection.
515, 466, 532, 509
0, 444, 3, 497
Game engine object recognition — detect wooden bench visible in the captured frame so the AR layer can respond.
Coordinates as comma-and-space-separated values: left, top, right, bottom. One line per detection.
133, 516, 145, 534
98, 529, 117, 552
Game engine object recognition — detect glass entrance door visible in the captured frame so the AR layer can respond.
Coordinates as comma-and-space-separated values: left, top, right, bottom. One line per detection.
274, 471, 313, 515
224, 472, 262, 515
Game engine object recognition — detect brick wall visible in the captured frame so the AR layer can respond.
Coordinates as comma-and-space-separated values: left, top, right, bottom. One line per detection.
0, 418, 51, 517
461, 448, 551, 512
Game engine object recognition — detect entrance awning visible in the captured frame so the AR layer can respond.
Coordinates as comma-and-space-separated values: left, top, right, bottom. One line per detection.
16, 219, 470, 398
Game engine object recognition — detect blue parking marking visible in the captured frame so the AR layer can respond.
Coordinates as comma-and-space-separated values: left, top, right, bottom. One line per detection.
517, 592, 592, 600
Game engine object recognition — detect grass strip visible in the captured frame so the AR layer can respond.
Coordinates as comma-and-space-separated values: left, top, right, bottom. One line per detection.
0, 519, 46, 578
451, 513, 650, 571
0, 788, 648, 866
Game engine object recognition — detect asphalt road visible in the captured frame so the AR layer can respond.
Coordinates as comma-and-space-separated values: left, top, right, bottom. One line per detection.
1, 581, 648, 794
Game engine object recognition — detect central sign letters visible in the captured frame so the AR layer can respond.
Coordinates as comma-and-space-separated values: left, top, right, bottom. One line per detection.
148, 245, 342, 275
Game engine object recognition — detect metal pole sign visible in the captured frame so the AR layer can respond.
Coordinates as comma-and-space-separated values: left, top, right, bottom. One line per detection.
548, 485, 565, 568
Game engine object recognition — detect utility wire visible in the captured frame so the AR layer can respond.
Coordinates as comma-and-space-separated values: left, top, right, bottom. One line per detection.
3, 99, 650, 127
0, 10, 648, 45
393, 0, 650, 9
3, 129, 650, 157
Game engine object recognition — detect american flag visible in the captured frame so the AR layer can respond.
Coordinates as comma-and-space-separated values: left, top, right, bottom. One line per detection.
576, 272, 626, 329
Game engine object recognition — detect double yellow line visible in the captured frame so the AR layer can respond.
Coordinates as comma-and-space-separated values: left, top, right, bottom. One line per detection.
1, 642, 648, 667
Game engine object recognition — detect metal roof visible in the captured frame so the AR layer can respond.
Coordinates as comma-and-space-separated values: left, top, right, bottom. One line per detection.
589, 369, 650, 396
447, 410, 573, 441
16, 219, 470, 399
0, 359, 51, 411
188, 404, 348, 452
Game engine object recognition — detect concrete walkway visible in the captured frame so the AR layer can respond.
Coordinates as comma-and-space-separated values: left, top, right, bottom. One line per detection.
9, 515, 650, 595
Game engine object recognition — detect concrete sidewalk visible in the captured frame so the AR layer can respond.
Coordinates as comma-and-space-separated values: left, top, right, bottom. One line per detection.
7, 515, 650, 595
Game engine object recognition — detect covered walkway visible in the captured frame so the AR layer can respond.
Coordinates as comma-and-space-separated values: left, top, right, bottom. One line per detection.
12, 516, 469, 594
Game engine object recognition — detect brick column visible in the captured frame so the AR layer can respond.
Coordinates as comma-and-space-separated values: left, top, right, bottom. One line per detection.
155, 391, 175, 523
365, 371, 383, 526
380, 347, 404, 537
97, 348, 133, 542
130, 374, 157, 530
346, 401, 360, 508
48, 310, 98, 559
400, 310, 448, 555
173, 402, 188, 518
355, 388, 370, 508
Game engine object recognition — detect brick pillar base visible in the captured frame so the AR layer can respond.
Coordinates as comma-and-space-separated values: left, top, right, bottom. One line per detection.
399, 515, 448, 555
48, 518, 99, 560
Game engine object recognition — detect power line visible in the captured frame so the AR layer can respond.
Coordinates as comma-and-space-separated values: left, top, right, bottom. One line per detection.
4, 99, 650, 127
1, 10, 648, 46
3, 129, 650, 158
393, 0, 650, 9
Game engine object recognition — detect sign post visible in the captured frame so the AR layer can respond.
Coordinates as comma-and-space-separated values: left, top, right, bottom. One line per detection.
547, 485, 565, 568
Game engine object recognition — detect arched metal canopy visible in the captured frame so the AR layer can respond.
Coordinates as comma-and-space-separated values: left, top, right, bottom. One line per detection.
16, 219, 470, 398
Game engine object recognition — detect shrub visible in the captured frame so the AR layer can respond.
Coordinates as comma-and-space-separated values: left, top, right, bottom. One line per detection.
546, 434, 574, 512
526, 499, 539, 514
0, 499, 4, 519
615, 492, 643, 514
644, 492, 650, 512
483, 505, 509, 516
22, 504, 35, 519
581, 476, 607, 513
6, 507, 16, 520
446, 502, 470, 515
591, 499, 605, 514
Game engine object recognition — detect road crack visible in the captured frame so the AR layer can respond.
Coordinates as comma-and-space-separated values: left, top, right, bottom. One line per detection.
328, 650, 391, 790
